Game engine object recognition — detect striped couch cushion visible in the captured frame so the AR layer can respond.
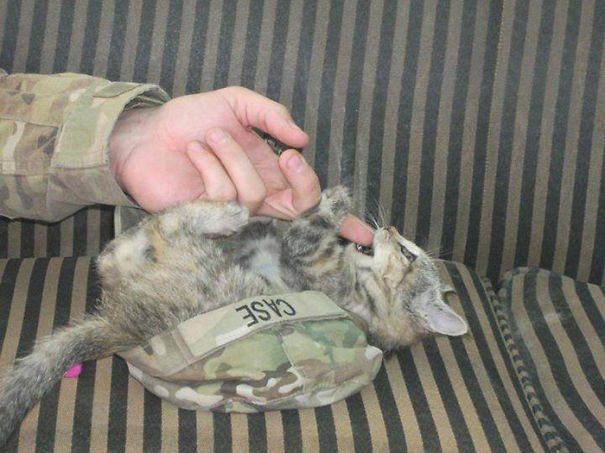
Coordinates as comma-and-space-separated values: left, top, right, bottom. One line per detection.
1, 257, 558, 451
1, 0, 604, 285
498, 268, 605, 452
0, 206, 115, 259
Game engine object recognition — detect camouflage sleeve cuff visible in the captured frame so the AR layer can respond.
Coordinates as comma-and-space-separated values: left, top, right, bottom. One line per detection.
0, 71, 170, 222
48, 78, 170, 219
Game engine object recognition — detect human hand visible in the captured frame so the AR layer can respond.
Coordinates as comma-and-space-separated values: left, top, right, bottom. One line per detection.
109, 87, 373, 245
190, 128, 374, 246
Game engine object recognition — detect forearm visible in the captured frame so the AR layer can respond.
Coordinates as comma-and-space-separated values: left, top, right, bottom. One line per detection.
0, 70, 169, 222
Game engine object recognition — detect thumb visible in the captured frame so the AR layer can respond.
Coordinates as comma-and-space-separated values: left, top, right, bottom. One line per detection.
219, 87, 309, 149
339, 216, 375, 246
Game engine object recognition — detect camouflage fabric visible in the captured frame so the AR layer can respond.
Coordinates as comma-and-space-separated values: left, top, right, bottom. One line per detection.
119, 291, 384, 413
0, 70, 169, 222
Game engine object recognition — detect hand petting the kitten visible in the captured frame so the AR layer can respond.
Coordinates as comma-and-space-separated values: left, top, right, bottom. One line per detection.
109, 86, 373, 245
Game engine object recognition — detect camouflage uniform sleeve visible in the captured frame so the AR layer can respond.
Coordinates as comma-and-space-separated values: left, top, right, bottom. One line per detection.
0, 70, 170, 222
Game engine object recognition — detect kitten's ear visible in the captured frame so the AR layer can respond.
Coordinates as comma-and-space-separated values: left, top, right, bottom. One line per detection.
413, 295, 468, 336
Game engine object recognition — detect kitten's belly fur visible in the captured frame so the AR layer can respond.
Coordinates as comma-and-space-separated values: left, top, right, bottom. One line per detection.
239, 236, 290, 292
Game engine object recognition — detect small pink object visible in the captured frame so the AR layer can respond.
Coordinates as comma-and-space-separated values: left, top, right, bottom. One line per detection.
64, 363, 83, 379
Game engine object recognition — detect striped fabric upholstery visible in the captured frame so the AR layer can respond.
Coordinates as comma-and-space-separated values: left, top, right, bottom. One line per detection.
498, 268, 605, 452
0, 257, 560, 451
0, 0, 603, 285
0, 206, 115, 259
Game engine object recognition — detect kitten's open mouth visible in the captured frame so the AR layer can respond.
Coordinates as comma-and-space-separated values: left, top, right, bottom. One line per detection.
355, 243, 374, 256
338, 237, 375, 256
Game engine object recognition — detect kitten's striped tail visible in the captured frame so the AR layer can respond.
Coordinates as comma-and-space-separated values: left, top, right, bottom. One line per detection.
0, 317, 119, 446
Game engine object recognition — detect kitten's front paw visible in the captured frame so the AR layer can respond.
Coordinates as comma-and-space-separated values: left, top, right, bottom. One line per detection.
319, 185, 353, 223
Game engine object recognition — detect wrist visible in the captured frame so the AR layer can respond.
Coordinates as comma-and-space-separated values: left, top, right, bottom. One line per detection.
109, 107, 159, 189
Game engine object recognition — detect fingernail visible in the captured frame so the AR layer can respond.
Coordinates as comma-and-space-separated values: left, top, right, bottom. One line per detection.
208, 128, 229, 143
287, 153, 306, 173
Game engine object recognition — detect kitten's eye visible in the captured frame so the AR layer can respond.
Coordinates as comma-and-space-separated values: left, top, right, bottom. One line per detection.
356, 244, 374, 256
400, 245, 417, 263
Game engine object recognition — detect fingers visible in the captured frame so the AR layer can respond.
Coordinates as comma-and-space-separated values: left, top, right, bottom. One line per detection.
186, 141, 236, 201
339, 215, 375, 246
258, 150, 322, 219
204, 128, 267, 213
219, 87, 309, 149
187, 131, 375, 247
278, 150, 321, 214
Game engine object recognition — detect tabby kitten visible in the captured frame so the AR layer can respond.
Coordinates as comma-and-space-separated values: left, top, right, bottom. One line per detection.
0, 186, 467, 444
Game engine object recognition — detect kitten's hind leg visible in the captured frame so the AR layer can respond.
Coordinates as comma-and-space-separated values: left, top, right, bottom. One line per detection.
157, 199, 249, 237
97, 200, 248, 287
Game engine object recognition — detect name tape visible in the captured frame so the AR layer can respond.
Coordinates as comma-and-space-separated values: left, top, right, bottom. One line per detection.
179, 291, 348, 356
120, 291, 352, 377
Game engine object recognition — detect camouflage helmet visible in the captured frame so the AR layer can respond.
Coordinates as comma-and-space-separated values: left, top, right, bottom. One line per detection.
119, 291, 383, 413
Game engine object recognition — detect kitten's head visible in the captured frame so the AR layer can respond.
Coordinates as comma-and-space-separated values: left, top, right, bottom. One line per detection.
348, 226, 467, 351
